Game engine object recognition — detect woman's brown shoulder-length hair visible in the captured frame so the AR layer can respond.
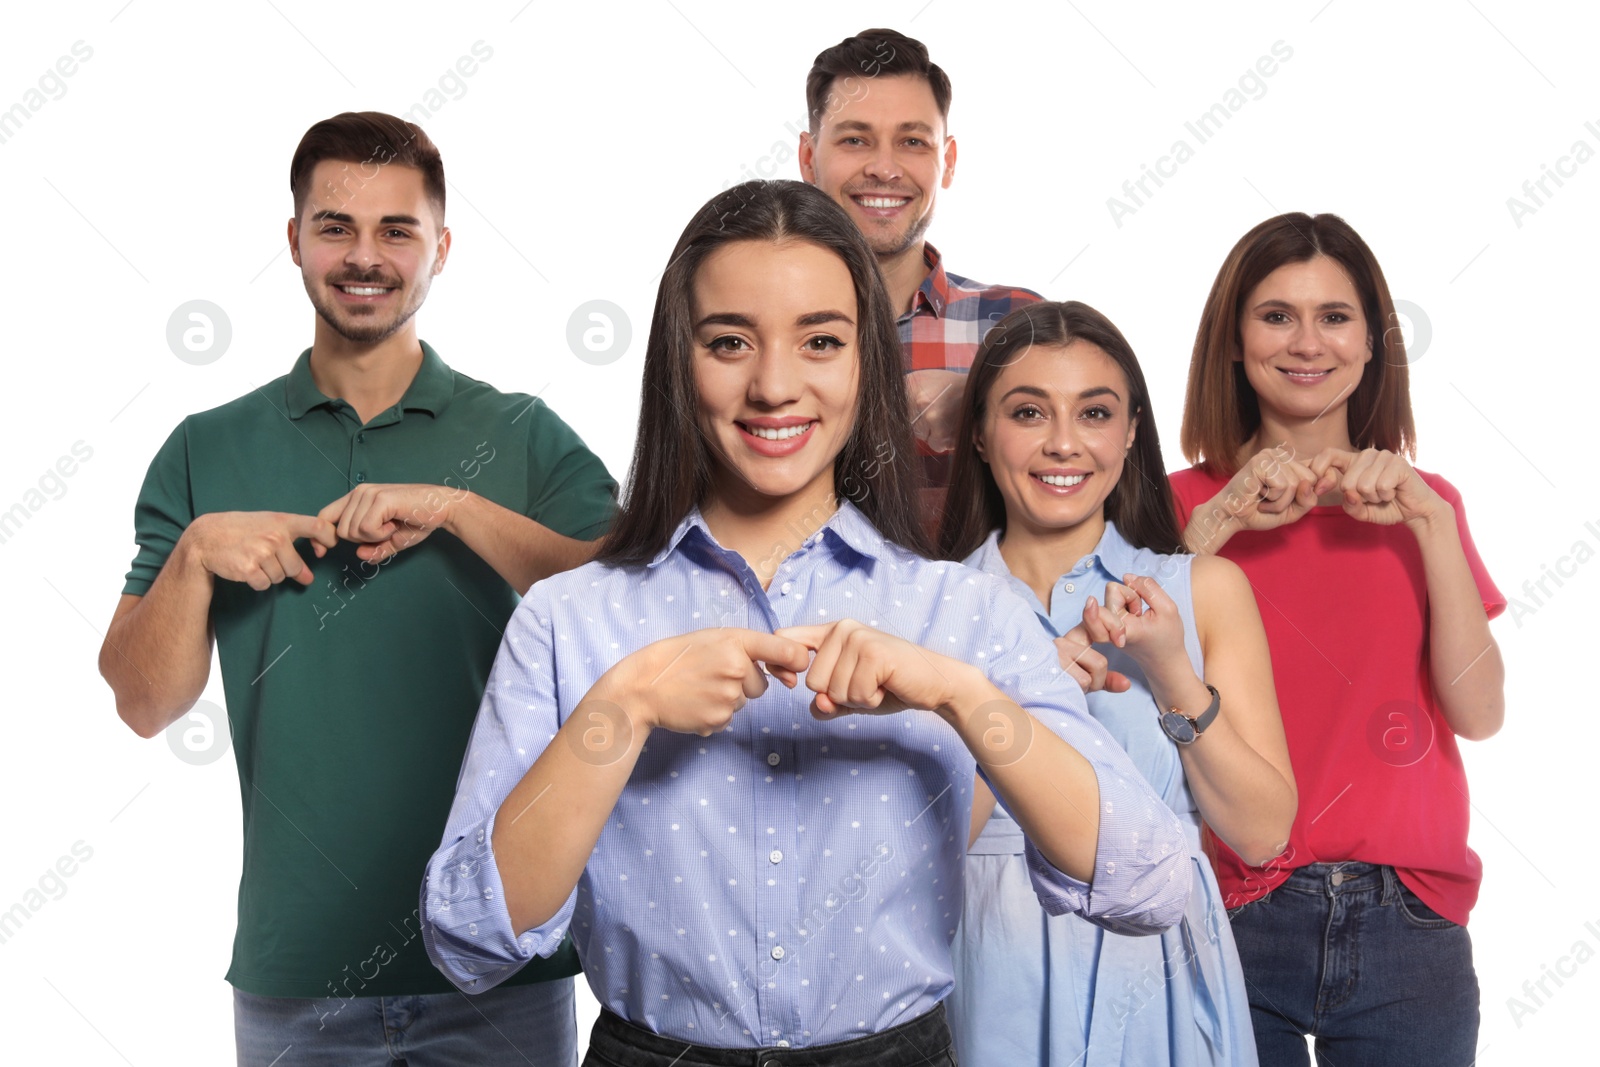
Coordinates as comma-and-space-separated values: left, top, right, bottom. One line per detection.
1180, 212, 1416, 476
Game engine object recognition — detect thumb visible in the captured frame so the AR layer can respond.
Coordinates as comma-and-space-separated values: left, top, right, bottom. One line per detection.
741, 629, 814, 675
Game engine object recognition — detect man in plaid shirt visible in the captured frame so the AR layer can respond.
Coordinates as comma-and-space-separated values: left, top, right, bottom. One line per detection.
799, 28, 1042, 517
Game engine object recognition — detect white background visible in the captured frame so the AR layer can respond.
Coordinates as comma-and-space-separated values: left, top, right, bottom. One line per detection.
1, 1, 1595, 1062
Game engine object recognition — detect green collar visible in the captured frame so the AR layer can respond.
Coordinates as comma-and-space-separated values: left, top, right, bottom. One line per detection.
285, 340, 454, 421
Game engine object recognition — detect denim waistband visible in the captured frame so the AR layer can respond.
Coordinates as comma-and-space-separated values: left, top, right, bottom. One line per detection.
586, 1002, 950, 1066
1276, 860, 1390, 898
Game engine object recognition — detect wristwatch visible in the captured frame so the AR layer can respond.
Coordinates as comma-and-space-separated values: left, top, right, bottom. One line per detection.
1160, 684, 1220, 746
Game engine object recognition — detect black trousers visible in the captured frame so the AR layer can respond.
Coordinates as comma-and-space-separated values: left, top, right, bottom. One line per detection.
582, 1003, 956, 1067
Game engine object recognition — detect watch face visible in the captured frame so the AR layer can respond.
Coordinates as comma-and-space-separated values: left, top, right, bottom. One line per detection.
1161, 711, 1197, 745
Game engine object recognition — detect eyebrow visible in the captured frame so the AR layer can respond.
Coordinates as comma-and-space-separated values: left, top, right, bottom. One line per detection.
694, 310, 856, 330
998, 384, 1123, 403
309, 209, 424, 227
831, 119, 938, 136
1252, 298, 1357, 312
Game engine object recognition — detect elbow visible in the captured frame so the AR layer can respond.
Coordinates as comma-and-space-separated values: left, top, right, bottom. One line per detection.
115, 695, 170, 739
1236, 835, 1293, 870
1455, 715, 1503, 743
1451, 693, 1506, 743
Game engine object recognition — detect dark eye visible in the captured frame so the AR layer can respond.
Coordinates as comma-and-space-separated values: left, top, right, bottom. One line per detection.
1011, 404, 1045, 421
1323, 312, 1350, 325
805, 335, 845, 352
385, 228, 411, 239
706, 335, 750, 354
1263, 310, 1289, 324
1081, 406, 1113, 422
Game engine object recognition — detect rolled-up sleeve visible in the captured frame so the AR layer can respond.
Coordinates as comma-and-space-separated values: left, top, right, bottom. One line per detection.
421, 584, 578, 992
979, 582, 1192, 935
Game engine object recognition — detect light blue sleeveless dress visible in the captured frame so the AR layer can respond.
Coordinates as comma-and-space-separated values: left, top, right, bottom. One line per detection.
949, 523, 1257, 1067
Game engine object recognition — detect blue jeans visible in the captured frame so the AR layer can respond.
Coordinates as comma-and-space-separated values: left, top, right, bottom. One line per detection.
234, 978, 577, 1067
1227, 862, 1478, 1067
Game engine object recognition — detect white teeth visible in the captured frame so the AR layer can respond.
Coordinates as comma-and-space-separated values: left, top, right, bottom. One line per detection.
858, 196, 910, 208
1037, 474, 1087, 487
747, 423, 812, 441
1285, 369, 1328, 378
340, 286, 390, 296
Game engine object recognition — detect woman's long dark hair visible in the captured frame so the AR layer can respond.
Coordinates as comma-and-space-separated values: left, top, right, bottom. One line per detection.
596, 180, 929, 566
937, 301, 1186, 561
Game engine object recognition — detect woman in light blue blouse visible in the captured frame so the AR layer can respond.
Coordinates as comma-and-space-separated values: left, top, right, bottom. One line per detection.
939, 302, 1298, 1067
421, 184, 1193, 1067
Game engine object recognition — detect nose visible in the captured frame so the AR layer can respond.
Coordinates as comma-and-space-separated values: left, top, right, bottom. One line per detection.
863, 142, 902, 185
1286, 318, 1324, 358
747, 349, 802, 408
1042, 415, 1082, 461
345, 230, 383, 273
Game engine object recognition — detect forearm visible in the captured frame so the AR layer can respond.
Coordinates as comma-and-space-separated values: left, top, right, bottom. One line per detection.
446, 490, 598, 593
1413, 509, 1505, 739
967, 778, 998, 849
493, 688, 644, 933
943, 672, 1100, 880
1145, 665, 1295, 866
100, 538, 215, 738
1182, 496, 1239, 555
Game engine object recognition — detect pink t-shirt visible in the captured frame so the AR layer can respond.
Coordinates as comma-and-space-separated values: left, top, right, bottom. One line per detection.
1169, 464, 1505, 925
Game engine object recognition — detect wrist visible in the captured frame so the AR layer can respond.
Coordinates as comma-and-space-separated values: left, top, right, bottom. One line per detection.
1406, 499, 1455, 538
589, 671, 655, 736
438, 487, 475, 537
175, 518, 216, 580
935, 664, 999, 728
1145, 662, 1208, 714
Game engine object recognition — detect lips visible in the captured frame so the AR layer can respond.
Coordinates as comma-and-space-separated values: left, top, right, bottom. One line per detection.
737, 419, 817, 457
331, 280, 399, 302
849, 191, 914, 217
1031, 472, 1090, 495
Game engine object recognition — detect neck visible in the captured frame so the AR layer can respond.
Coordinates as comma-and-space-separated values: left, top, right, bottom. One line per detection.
702, 474, 840, 589
308, 320, 424, 425
997, 511, 1109, 614
1248, 404, 1355, 467
879, 241, 932, 318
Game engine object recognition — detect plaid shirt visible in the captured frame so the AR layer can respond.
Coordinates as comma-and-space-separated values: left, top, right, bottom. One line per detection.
898, 243, 1042, 506
897, 243, 1044, 373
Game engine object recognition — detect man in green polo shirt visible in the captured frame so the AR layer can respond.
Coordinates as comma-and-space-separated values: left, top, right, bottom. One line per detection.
99, 112, 613, 1066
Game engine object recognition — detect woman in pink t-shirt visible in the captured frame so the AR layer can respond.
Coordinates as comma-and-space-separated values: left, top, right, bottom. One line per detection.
1167, 212, 1506, 1067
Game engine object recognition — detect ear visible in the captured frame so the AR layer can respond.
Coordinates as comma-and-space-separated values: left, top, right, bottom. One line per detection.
941, 135, 958, 189
432, 225, 452, 275
797, 130, 817, 184
972, 421, 987, 462
1125, 409, 1140, 452
287, 216, 302, 266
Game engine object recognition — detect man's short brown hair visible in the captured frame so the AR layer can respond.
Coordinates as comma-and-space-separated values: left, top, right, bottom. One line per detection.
805, 29, 951, 133
289, 110, 445, 224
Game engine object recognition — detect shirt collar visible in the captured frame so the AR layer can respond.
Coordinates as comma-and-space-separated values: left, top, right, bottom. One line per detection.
284, 340, 455, 420
969, 521, 1144, 588
907, 243, 951, 319
646, 498, 890, 571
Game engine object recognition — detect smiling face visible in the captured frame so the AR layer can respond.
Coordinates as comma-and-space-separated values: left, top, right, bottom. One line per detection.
799, 74, 954, 259
1238, 254, 1373, 431
289, 159, 448, 345
691, 238, 861, 510
975, 342, 1138, 538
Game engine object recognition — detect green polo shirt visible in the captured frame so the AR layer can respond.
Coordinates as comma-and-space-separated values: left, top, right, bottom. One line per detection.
123, 342, 615, 998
